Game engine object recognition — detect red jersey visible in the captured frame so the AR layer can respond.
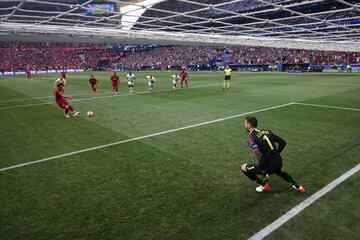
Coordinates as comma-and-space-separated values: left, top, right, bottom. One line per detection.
54, 88, 70, 109
180, 71, 188, 80
111, 75, 119, 83
89, 77, 97, 85
26, 70, 31, 76
54, 88, 65, 102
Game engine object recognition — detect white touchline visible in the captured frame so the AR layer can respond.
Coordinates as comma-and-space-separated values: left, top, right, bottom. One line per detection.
1, 79, 358, 104
0, 91, 114, 103
258, 80, 360, 87
0, 102, 295, 173
0, 81, 255, 110
294, 102, 360, 111
248, 162, 360, 240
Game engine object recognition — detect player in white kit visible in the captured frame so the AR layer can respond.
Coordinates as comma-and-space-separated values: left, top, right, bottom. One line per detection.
127, 71, 136, 94
53, 76, 67, 89
171, 73, 180, 91
146, 75, 156, 93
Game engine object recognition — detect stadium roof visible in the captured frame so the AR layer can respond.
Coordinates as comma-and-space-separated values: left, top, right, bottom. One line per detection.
0, 0, 359, 52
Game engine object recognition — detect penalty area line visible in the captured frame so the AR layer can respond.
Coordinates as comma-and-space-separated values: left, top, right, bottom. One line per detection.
248, 162, 360, 240
0, 80, 255, 110
294, 102, 360, 112
0, 102, 294, 173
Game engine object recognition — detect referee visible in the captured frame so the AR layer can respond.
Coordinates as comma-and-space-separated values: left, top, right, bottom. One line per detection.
223, 65, 232, 90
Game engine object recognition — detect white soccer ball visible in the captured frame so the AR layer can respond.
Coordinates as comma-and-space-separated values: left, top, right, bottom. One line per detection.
87, 111, 94, 118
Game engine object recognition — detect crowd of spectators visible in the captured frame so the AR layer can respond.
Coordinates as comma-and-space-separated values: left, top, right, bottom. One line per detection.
0, 42, 108, 72
1, 42, 359, 72
111, 46, 360, 70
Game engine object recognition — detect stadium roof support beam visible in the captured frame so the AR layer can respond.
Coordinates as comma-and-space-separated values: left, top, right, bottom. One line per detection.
186, 0, 334, 40
148, 0, 342, 40
0, 0, 25, 23
1, 23, 359, 52
38, 0, 93, 26
0, 0, 359, 52
236, 7, 357, 28
256, 0, 360, 35
131, 0, 305, 38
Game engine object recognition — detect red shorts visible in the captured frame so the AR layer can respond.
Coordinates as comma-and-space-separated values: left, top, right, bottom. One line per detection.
56, 99, 69, 109
181, 78, 187, 82
91, 84, 97, 90
112, 82, 118, 87
27, 74, 31, 78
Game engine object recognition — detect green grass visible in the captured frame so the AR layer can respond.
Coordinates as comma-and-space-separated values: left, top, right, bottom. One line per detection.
0, 71, 359, 240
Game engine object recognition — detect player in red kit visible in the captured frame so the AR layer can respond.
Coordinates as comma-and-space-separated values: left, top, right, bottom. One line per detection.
180, 69, 188, 88
110, 72, 120, 95
61, 70, 67, 80
54, 83, 79, 118
26, 69, 32, 81
89, 74, 98, 96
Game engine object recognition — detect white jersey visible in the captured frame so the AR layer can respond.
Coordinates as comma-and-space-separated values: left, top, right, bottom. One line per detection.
54, 78, 66, 88
127, 74, 135, 83
171, 74, 180, 85
146, 76, 156, 86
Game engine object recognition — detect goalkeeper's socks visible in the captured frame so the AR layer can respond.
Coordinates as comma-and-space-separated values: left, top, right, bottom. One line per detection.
292, 181, 300, 189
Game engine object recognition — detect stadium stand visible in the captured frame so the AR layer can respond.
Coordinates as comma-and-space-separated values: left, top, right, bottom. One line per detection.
1, 42, 359, 72
0, 42, 107, 71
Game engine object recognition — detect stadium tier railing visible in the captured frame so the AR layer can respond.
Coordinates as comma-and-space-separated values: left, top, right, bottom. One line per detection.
0, 69, 84, 76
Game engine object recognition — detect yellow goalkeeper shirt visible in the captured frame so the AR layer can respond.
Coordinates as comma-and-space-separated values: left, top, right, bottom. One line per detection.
224, 68, 232, 76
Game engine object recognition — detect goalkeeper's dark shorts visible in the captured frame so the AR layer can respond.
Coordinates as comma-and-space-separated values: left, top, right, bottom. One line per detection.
244, 163, 265, 175
224, 75, 231, 81
246, 156, 283, 175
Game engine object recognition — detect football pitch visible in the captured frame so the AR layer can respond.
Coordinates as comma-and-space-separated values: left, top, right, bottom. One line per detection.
0, 71, 359, 240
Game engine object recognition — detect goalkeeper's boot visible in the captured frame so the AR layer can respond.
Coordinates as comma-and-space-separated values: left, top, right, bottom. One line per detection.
256, 183, 271, 193
293, 185, 306, 193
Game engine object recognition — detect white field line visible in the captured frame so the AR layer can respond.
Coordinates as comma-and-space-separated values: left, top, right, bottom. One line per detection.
248, 163, 360, 240
0, 91, 114, 103
0, 81, 255, 110
247, 102, 360, 240
294, 102, 360, 111
0, 79, 215, 103
1, 79, 359, 104
0, 102, 295, 173
260, 80, 360, 87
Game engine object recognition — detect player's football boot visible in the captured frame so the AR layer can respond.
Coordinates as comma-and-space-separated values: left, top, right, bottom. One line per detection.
64, 114, 70, 118
73, 111, 80, 117
293, 185, 306, 193
256, 183, 271, 192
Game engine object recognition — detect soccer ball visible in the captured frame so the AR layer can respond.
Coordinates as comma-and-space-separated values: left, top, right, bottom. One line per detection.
87, 111, 94, 117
